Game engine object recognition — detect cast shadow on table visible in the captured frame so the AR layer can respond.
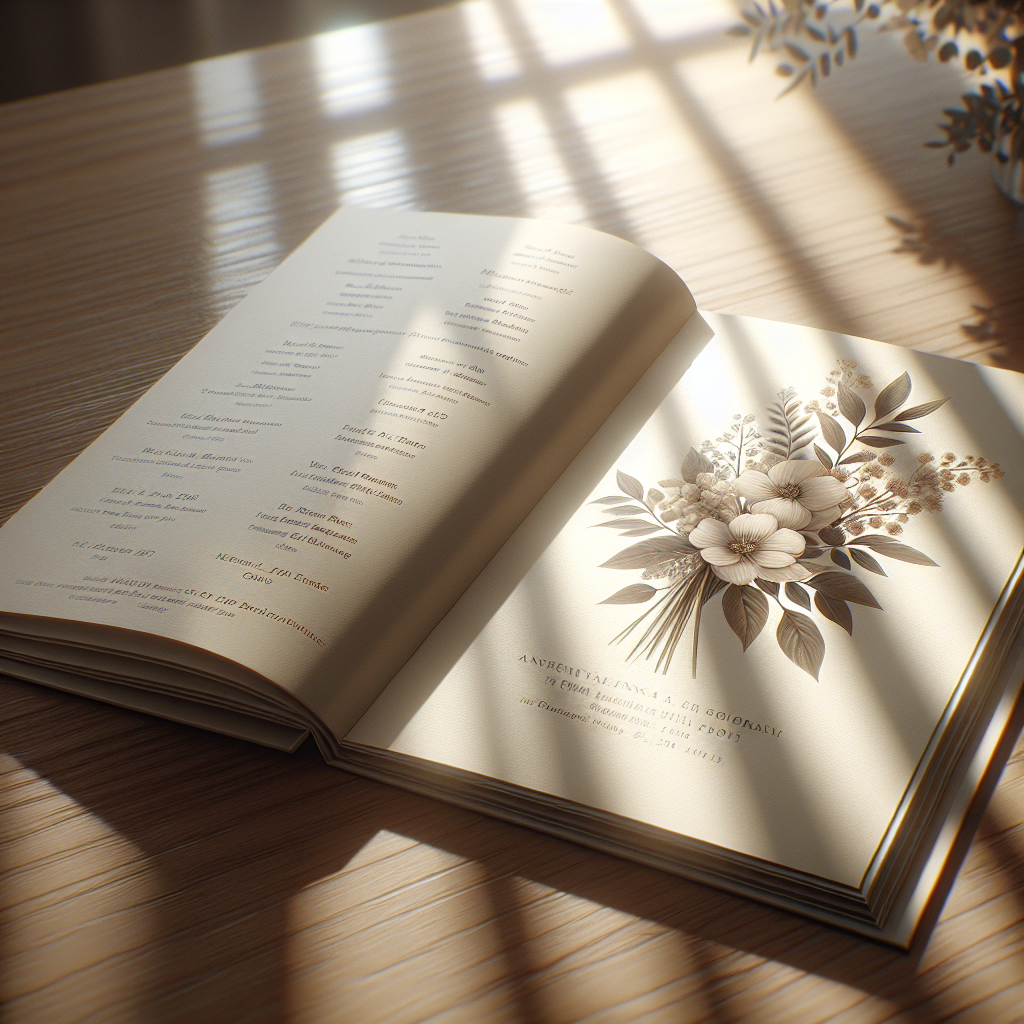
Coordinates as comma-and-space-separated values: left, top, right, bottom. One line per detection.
5, 677, 1022, 1021
886, 214, 1022, 356
604, 0, 1024, 371
764, 42, 1024, 371
4, 4, 1024, 1018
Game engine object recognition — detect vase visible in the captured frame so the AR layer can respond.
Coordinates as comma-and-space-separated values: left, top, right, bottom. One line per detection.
992, 125, 1024, 205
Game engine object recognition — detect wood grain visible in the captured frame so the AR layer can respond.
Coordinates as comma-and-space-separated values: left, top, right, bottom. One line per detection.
2, 2, 1022, 1021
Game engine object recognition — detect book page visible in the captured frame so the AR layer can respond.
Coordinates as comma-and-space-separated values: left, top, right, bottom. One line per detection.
0, 208, 694, 737
344, 313, 1024, 886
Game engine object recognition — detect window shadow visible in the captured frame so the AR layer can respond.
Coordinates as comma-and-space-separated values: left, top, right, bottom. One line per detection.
4, 0, 1024, 1020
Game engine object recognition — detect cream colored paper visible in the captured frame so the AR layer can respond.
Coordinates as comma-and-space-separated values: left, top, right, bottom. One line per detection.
346, 313, 1024, 886
0, 208, 694, 735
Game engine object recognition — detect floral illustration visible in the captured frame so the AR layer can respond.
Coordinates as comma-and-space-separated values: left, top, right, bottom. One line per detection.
594, 360, 1003, 679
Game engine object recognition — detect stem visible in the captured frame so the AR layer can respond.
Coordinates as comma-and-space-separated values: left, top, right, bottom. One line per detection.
834, 489, 897, 524
614, 565, 721, 675
689, 568, 718, 677
636, 495, 689, 538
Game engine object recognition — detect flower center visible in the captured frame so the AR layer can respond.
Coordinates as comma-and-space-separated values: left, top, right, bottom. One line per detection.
728, 540, 758, 555
777, 483, 803, 499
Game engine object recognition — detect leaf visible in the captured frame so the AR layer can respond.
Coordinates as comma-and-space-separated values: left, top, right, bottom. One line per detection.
872, 372, 911, 422
777, 610, 825, 679
814, 444, 833, 469
849, 547, 886, 575
755, 580, 779, 597
838, 451, 876, 465
784, 41, 811, 63
680, 448, 715, 483
616, 470, 644, 502
837, 381, 865, 427
830, 548, 852, 570
722, 585, 769, 651
871, 422, 920, 433
600, 584, 657, 605
848, 535, 938, 566
805, 570, 881, 608
765, 395, 816, 457
857, 435, 906, 448
778, 65, 811, 97
605, 504, 648, 516
647, 488, 665, 505
785, 582, 811, 610
619, 526, 664, 536
591, 518, 656, 531
790, 423, 816, 453
814, 592, 853, 634
591, 495, 628, 505
892, 398, 949, 421
904, 28, 928, 62
815, 410, 847, 453
600, 536, 694, 570
989, 46, 1012, 70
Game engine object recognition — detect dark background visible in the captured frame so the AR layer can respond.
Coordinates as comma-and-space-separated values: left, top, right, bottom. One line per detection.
1, 0, 451, 103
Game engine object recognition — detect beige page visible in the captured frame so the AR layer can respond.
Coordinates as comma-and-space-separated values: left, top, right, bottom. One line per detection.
0, 207, 695, 736
346, 313, 1024, 886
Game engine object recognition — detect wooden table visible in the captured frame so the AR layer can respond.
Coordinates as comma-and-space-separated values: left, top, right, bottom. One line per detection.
3, 2, 1022, 1020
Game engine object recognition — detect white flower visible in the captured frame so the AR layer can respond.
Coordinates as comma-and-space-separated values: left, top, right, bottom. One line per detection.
658, 477, 740, 534
657, 479, 700, 522
689, 513, 809, 585
735, 460, 847, 530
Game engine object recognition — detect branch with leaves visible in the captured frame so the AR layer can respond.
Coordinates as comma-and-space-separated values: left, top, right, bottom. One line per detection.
732, 0, 1024, 165
594, 361, 1002, 680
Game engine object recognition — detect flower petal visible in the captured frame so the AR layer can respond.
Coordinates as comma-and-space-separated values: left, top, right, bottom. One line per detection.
749, 496, 811, 529
807, 505, 843, 531
698, 545, 740, 567
798, 475, 849, 510
757, 527, 806, 556
768, 460, 825, 486
734, 470, 776, 505
751, 548, 797, 568
757, 562, 813, 583
689, 518, 732, 549
710, 558, 759, 585
729, 513, 779, 545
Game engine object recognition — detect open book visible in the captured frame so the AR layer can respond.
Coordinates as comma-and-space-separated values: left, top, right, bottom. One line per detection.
2, 207, 1022, 947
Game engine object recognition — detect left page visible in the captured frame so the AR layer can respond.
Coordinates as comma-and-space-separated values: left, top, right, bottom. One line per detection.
0, 207, 696, 740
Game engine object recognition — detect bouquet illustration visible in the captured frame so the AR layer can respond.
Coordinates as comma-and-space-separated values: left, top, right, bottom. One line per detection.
595, 361, 1002, 680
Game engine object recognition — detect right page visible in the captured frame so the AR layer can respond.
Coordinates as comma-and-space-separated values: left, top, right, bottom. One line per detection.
345, 313, 1024, 903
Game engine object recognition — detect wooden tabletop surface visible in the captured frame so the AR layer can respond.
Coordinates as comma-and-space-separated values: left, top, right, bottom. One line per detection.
2, 2, 1022, 1021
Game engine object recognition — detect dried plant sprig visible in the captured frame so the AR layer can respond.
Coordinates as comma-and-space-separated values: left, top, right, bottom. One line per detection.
733, 0, 1024, 163
595, 361, 1002, 681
